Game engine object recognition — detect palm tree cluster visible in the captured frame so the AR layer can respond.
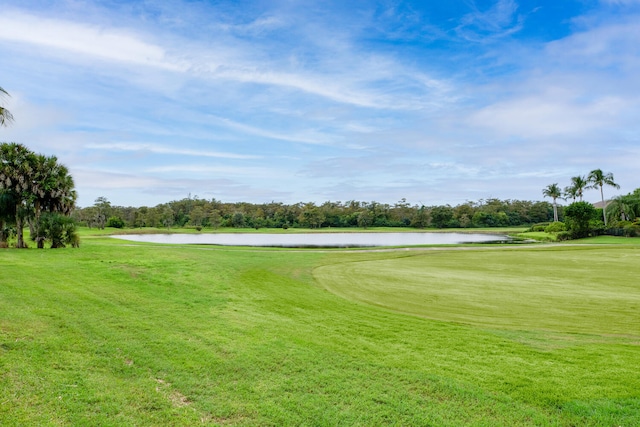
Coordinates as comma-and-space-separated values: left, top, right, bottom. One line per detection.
605, 189, 640, 227
0, 142, 77, 248
543, 169, 620, 225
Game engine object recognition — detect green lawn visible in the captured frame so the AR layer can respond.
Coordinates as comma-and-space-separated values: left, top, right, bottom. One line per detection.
314, 245, 640, 335
1, 237, 639, 426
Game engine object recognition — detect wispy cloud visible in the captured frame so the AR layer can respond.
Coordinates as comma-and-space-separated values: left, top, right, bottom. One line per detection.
209, 116, 337, 145
456, 0, 523, 41
0, 9, 447, 111
85, 143, 260, 159
0, 11, 186, 71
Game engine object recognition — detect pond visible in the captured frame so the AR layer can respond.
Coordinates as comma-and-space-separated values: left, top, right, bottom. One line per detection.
111, 232, 511, 248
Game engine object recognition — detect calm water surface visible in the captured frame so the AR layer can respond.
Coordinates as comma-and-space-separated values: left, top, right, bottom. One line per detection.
112, 232, 510, 247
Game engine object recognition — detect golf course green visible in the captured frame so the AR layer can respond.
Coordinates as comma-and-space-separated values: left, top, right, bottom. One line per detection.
1, 234, 639, 425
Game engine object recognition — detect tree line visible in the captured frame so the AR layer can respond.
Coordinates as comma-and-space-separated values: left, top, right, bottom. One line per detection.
77, 175, 639, 237
74, 196, 559, 231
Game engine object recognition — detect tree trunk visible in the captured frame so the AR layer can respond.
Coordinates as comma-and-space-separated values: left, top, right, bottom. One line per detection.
0, 219, 7, 246
600, 186, 607, 226
15, 213, 26, 248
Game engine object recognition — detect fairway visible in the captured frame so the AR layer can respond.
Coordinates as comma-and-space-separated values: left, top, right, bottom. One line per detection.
1, 238, 640, 426
314, 246, 640, 336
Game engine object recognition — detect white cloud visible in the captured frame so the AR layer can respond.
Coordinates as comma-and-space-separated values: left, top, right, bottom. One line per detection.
85, 142, 260, 159
0, 11, 186, 71
468, 92, 628, 137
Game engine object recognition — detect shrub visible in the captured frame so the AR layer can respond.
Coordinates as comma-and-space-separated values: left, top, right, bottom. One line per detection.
564, 202, 597, 238
624, 225, 640, 237
544, 222, 566, 233
529, 223, 549, 232
556, 231, 574, 241
37, 212, 79, 248
589, 219, 605, 236
106, 216, 125, 228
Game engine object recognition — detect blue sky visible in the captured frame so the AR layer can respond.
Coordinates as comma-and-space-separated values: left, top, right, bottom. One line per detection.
1, 0, 639, 208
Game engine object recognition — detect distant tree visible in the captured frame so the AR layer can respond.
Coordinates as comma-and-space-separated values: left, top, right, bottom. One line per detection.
430, 205, 454, 228
106, 216, 125, 228
564, 175, 589, 202
92, 197, 112, 229
161, 206, 175, 228
299, 204, 325, 229
472, 211, 509, 227
209, 209, 221, 229
189, 206, 205, 228
542, 183, 562, 222
357, 210, 373, 229
0, 87, 14, 127
231, 211, 245, 228
453, 203, 475, 228
410, 206, 429, 229
588, 169, 620, 226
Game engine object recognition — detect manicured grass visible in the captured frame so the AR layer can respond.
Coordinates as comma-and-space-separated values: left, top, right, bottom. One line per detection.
1, 239, 639, 426
516, 231, 557, 241
314, 245, 640, 335
573, 235, 640, 244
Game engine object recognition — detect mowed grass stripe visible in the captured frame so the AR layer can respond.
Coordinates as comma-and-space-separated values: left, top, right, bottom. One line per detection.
314, 246, 640, 335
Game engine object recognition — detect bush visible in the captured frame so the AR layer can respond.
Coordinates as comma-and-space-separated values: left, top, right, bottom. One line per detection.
624, 225, 640, 237
106, 216, 125, 228
589, 219, 605, 236
544, 222, 566, 233
564, 202, 597, 238
556, 231, 574, 241
529, 223, 549, 232
610, 222, 640, 237
36, 213, 79, 248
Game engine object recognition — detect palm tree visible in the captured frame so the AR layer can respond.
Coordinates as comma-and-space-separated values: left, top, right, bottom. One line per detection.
606, 194, 639, 224
0, 191, 16, 245
588, 169, 620, 226
0, 143, 36, 247
30, 154, 77, 247
565, 175, 589, 202
0, 86, 14, 127
1, 143, 77, 248
542, 183, 562, 222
